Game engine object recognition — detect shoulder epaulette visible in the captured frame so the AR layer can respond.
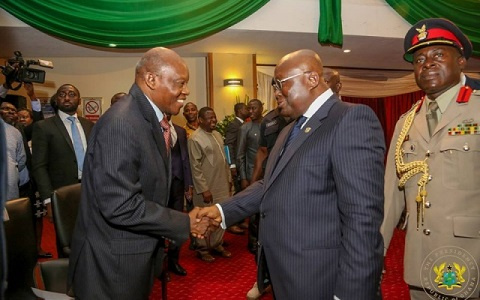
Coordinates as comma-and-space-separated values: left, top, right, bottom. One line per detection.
399, 99, 423, 119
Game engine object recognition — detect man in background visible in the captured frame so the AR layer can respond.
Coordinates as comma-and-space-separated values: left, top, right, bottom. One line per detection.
182, 102, 199, 138
165, 113, 193, 277
382, 18, 480, 300
32, 84, 94, 221
188, 107, 232, 263
110, 92, 127, 106
224, 102, 249, 235
323, 67, 342, 97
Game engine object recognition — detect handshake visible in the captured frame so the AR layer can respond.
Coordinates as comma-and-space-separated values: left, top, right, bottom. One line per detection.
187, 206, 223, 239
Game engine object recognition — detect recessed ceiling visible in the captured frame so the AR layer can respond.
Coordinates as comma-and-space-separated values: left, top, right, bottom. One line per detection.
1, 26, 479, 72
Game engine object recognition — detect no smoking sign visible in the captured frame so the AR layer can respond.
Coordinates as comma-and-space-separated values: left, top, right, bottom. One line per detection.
82, 97, 103, 122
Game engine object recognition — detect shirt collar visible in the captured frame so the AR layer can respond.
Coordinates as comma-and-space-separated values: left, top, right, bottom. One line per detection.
58, 109, 78, 121
144, 94, 166, 122
425, 81, 462, 114
236, 116, 244, 123
302, 89, 334, 120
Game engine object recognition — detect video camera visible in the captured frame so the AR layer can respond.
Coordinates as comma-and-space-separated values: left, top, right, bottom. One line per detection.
1, 51, 53, 90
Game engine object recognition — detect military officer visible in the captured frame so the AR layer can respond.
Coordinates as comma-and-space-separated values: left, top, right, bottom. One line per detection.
382, 18, 480, 300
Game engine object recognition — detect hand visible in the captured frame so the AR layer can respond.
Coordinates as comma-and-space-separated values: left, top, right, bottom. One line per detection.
184, 186, 193, 203
196, 205, 222, 225
188, 207, 218, 239
241, 179, 249, 190
202, 190, 213, 204
23, 82, 36, 99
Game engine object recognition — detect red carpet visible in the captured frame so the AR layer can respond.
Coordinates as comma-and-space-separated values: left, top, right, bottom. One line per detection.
41, 220, 409, 299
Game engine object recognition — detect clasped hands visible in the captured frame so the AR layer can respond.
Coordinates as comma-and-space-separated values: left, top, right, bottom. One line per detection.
188, 206, 223, 239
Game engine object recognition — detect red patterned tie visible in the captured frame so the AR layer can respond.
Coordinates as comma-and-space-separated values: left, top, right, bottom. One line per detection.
160, 118, 171, 154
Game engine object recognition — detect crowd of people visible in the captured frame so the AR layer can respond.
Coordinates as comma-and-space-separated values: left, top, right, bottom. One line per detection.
1, 17, 479, 300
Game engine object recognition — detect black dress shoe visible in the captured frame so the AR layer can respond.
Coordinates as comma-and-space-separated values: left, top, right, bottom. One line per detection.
168, 262, 187, 276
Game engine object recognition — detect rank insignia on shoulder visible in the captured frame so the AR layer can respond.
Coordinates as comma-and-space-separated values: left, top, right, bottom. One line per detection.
448, 123, 479, 135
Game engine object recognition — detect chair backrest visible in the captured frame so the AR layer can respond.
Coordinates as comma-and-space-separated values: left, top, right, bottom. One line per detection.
51, 183, 81, 258
4, 197, 37, 299
33, 258, 70, 294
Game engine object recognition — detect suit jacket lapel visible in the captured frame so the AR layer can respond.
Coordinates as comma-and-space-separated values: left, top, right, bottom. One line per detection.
264, 97, 337, 190
53, 115, 74, 151
129, 84, 169, 167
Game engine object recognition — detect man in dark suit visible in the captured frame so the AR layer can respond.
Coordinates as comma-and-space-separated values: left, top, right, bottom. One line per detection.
197, 49, 385, 299
165, 113, 193, 276
68, 47, 210, 300
224, 102, 249, 234
31, 84, 94, 222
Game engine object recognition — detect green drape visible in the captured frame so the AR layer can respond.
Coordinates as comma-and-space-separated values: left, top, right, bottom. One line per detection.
318, 0, 343, 46
385, 0, 480, 57
0, 0, 269, 48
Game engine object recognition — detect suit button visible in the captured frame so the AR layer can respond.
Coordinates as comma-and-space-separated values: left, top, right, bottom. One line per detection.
260, 212, 266, 218
423, 229, 431, 235
463, 143, 470, 151
428, 175, 432, 181
425, 201, 431, 208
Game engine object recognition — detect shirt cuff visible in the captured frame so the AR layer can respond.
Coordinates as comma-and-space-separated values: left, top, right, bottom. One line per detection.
230, 164, 236, 169
31, 100, 42, 112
44, 198, 51, 204
215, 203, 227, 229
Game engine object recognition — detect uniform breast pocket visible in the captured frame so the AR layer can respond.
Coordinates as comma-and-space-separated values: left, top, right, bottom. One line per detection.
440, 136, 480, 190
401, 140, 420, 188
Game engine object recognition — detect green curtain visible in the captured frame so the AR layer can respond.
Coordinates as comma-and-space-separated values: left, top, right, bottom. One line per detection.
318, 0, 343, 46
0, 0, 269, 48
385, 0, 480, 57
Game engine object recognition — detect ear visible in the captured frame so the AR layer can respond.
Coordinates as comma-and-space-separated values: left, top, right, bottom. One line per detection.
457, 56, 467, 70
306, 71, 320, 90
144, 72, 158, 90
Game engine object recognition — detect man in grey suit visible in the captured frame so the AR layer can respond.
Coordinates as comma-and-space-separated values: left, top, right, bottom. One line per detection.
68, 47, 210, 300
197, 49, 385, 299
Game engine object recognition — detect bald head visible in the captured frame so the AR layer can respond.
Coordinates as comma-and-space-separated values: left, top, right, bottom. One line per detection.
135, 47, 190, 116
273, 49, 328, 119
323, 68, 342, 95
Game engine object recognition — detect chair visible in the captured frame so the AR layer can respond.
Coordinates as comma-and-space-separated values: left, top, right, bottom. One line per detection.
4, 197, 37, 299
51, 183, 81, 258
33, 258, 70, 294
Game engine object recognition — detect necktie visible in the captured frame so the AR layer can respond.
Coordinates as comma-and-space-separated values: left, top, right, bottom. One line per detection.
160, 118, 171, 153
284, 115, 307, 150
168, 119, 178, 147
426, 101, 439, 137
67, 116, 85, 171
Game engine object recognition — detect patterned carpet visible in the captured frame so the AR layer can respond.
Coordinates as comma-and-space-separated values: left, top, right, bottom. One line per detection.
41, 220, 410, 299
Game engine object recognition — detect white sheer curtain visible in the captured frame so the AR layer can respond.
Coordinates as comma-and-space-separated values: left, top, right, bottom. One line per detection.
256, 65, 480, 98
256, 71, 275, 111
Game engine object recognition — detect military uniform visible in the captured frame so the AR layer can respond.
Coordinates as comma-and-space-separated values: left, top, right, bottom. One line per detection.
382, 18, 480, 299
382, 85, 480, 298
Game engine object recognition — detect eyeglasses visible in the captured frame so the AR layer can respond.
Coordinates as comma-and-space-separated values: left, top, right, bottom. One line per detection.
272, 71, 311, 91
58, 91, 78, 99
